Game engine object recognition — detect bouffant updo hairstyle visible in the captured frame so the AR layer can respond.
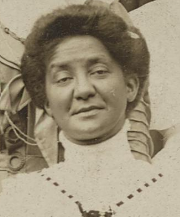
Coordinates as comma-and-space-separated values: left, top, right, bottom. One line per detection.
21, 2, 150, 112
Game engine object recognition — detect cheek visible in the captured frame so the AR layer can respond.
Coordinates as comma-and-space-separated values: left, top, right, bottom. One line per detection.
46, 84, 72, 116
107, 83, 128, 112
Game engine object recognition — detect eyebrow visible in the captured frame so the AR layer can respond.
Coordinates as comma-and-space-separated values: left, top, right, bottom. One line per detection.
49, 56, 110, 72
86, 57, 109, 66
50, 64, 69, 71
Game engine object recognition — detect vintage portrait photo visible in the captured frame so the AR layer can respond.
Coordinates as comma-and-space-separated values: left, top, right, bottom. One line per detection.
0, 0, 180, 216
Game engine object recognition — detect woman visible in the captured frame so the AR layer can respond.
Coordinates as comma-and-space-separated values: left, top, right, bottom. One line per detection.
0, 0, 153, 188
0, 2, 153, 215
0, 0, 153, 187
1, 1, 180, 216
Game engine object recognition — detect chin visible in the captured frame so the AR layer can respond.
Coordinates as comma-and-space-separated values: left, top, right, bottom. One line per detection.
71, 128, 108, 145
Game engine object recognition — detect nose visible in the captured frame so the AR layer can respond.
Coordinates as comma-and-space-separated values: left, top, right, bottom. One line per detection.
74, 76, 96, 100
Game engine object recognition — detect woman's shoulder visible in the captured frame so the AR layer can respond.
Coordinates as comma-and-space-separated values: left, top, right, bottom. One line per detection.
0, 162, 61, 192
151, 129, 180, 182
0, 163, 81, 217
0, 172, 40, 216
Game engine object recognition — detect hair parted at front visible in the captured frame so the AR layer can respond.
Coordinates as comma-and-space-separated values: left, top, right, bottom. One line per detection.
21, 3, 150, 111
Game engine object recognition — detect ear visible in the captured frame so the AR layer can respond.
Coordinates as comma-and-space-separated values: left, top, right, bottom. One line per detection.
44, 101, 53, 117
126, 75, 139, 102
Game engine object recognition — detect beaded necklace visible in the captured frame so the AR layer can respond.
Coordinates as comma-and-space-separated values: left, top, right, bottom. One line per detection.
40, 172, 164, 217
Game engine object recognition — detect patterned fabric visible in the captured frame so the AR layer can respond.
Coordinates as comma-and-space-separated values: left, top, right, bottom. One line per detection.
128, 87, 154, 162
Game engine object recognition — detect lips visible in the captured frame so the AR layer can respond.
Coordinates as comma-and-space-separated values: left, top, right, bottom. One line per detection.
73, 106, 103, 115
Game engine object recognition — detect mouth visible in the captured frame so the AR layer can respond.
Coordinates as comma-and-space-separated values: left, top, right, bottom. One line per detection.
73, 106, 104, 115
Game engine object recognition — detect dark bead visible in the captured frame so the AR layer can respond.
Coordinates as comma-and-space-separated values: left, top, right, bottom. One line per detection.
116, 201, 124, 207
127, 194, 134, 199
53, 182, 59, 186
144, 183, 149, 187
105, 212, 113, 217
137, 188, 142, 193
87, 210, 100, 216
46, 177, 51, 181
83, 210, 113, 217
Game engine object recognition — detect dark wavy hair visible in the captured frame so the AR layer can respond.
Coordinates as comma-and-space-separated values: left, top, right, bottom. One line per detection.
21, 3, 150, 111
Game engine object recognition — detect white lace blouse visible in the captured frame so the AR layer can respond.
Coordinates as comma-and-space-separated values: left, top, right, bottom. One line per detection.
0, 120, 180, 217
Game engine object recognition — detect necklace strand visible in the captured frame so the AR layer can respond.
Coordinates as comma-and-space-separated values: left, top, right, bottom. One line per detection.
40, 172, 163, 216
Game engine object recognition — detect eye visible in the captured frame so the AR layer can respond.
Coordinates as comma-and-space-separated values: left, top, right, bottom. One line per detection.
95, 70, 108, 75
56, 77, 73, 85
90, 68, 109, 78
52, 70, 73, 86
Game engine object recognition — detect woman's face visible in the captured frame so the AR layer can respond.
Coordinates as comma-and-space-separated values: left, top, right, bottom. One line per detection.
45, 36, 138, 144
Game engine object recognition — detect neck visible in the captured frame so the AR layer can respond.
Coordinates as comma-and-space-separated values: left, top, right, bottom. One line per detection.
59, 119, 133, 170
63, 118, 126, 146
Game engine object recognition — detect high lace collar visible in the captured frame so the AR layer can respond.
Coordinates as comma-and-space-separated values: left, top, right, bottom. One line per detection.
59, 120, 134, 172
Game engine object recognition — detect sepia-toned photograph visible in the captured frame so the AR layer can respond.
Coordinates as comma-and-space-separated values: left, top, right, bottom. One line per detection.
0, 0, 180, 216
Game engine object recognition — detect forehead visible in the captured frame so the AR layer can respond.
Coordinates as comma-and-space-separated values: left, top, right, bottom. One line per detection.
48, 35, 113, 67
